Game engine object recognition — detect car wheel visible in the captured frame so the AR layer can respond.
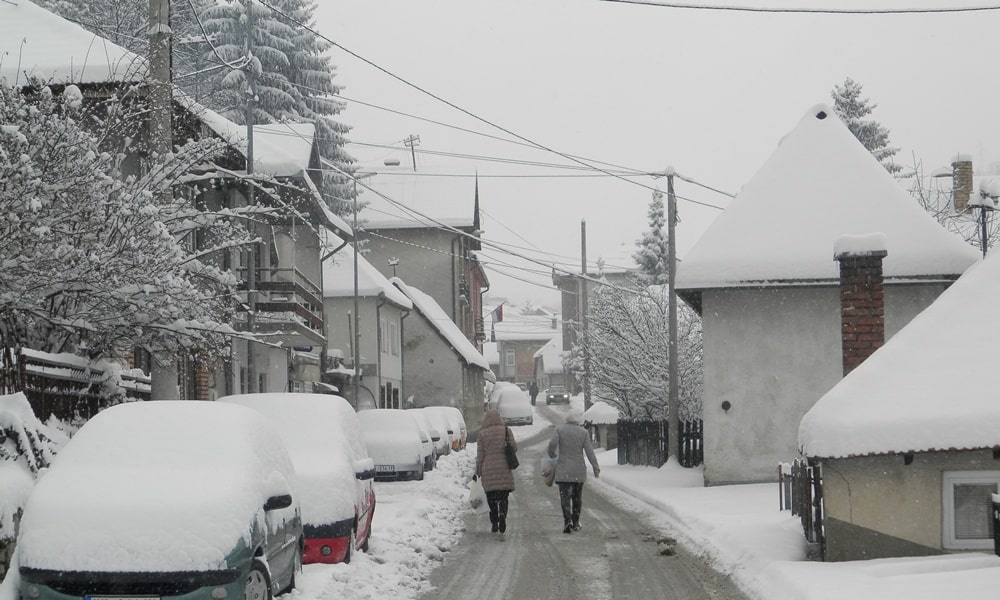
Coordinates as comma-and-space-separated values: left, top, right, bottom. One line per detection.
244, 560, 272, 600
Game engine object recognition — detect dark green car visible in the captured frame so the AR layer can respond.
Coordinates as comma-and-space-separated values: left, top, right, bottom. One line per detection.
545, 385, 571, 405
17, 401, 303, 600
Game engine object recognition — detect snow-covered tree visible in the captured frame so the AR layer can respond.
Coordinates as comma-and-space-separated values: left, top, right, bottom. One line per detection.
0, 81, 254, 365
568, 281, 702, 420
197, 0, 356, 216
633, 188, 669, 285
831, 78, 901, 174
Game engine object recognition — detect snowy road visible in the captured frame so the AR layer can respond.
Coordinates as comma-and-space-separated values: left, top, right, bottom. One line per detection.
420, 407, 749, 600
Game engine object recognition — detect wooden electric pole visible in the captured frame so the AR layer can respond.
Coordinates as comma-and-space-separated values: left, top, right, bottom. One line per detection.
666, 172, 680, 461
581, 219, 592, 411
147, 0, 179, 400
244, 0, 259, 393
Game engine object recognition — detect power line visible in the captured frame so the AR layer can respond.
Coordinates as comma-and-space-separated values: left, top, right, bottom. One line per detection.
599, 0, 1000, 13
254, 0, 728, 211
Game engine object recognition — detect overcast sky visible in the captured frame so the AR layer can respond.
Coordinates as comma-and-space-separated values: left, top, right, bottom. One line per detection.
311, 0, 1000, 307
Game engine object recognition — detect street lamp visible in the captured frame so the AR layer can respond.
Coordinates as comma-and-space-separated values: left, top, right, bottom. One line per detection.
353, 172, 377, 407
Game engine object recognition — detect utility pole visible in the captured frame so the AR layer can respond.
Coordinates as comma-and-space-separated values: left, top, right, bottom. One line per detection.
666, 172, 680, 461
581, 219, 592, 411
403, 134, 420, 171
147, 0, 180, 400
244, 0, 258, 393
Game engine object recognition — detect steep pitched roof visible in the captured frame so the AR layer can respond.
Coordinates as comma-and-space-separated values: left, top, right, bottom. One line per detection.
676, 104, 979, 291
391, 278, 490, 372
323, 249, 412, 309
0, 0, 146, 85
799, 249, 1000, 459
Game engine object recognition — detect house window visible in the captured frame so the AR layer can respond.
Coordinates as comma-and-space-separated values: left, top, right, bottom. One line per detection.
504, 349, 516, 369
942, 470, 1000, 550
389, 321, 399, 356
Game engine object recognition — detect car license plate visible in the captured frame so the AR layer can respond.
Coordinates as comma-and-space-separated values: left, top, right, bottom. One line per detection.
375, 465, 395, 473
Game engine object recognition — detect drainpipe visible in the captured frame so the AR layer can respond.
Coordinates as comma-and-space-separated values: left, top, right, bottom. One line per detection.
400, 308, 409, 405
377, 293, 385, 406
451, 235, 460, 322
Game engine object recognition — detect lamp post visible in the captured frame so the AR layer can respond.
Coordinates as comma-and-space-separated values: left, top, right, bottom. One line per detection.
353, 172, 377, 407
970, 179, 1000, 258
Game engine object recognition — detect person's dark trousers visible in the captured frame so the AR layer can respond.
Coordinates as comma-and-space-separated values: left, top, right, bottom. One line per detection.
487, 490, 510, 532
558, 482, 584, 528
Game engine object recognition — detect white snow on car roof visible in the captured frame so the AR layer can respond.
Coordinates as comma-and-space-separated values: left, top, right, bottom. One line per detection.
219, 393, 369, 526
17, 401, 296, 573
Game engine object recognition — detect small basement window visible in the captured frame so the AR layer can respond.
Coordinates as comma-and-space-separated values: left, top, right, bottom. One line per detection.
942, 471, 1000, 550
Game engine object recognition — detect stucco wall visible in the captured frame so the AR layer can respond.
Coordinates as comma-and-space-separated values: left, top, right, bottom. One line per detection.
700, 282, 949, 485
365, 228, 462, 321
324, 296, 406, 405
822, 450, 998, 561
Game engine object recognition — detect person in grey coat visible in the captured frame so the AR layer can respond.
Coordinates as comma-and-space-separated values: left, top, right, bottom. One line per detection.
547, 409, 600, 533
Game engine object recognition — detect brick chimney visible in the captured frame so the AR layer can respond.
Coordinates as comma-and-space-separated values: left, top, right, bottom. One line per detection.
952, 155, 974, 212
834, 234, 888, 376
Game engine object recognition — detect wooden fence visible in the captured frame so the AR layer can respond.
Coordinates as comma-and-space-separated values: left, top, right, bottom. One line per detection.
779, 459, 825, 559
3, 349, 150, 421
617, 418, 703, 468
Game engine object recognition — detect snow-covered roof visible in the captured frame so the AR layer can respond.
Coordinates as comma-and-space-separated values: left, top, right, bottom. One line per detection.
0, 0, 147, 86
347, 144, 479, 230
323, 247, 413, 309
486, 302, 560, 342
533, 336, 564, 374
391, 278, 491, 372
583, 400, 620, 425
676, 104, 979, 290
799, 248, 1000, 459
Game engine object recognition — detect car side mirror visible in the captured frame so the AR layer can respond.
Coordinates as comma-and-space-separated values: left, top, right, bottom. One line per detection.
264, 494, 293, 511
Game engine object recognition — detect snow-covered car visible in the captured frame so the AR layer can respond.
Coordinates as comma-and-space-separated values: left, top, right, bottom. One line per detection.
357, 409, 426, 481
412, 413, 436, 472
424, 405, 468, 451
495, 386, 534, 426
219, 393, 376, 564
545, 385, 571, 405
419, 407, 454, 456
410, 409, 445, 468
17, 401, 302, 600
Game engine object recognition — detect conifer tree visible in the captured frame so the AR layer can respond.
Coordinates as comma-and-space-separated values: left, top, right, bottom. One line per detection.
831, 78, 901, 174
633, 189, 670, 285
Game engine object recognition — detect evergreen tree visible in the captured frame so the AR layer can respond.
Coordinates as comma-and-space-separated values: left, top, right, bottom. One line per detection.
633, 189, 669, 285
831, 78, 901, 174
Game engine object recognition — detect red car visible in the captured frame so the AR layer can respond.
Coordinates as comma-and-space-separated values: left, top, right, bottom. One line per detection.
220, 393, 376, 564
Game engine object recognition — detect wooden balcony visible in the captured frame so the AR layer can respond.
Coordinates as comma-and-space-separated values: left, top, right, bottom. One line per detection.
236, 267, 326, 347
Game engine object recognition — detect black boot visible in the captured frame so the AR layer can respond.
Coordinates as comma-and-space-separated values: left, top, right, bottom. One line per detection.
499, 514, 507, 533
563, 522, 573, 534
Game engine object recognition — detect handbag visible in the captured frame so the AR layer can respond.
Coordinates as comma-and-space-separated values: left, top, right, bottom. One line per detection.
504, 428, 519, 470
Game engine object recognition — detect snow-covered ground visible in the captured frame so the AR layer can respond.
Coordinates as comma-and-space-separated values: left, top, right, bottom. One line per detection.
5, 400, 1000, 600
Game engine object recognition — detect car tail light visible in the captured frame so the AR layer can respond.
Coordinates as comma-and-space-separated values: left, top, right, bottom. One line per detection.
211, 587, 228, 599
26, 585, 40, 599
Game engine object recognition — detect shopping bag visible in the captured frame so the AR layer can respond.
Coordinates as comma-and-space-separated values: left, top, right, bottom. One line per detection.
468, 475, 489, 513
541, 456, 557, 487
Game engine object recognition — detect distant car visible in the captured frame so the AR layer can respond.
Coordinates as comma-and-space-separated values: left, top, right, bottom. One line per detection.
424, 405, 467, 451
17, 401, 302, 600
357, 409, 425, 481
496, 386, 534, 426
419, 407, 454, 456
411, 409, 446, 465
219, 393, 376, 564
545, 385, 571, 405
411, 413, 437, 472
